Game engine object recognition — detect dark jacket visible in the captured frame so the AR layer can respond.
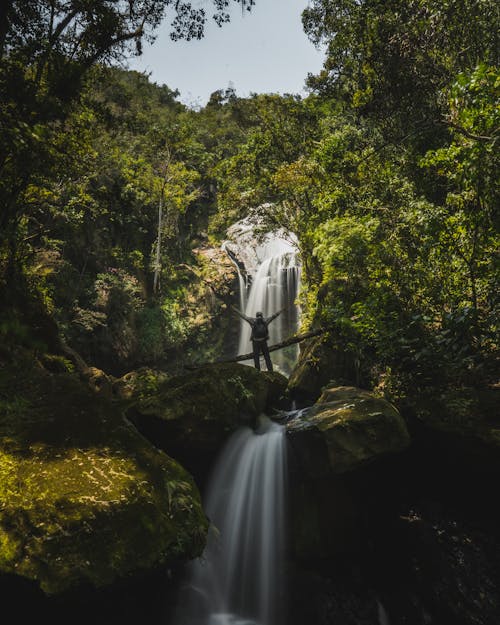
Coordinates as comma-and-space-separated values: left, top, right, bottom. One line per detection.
235, 309, 282, 342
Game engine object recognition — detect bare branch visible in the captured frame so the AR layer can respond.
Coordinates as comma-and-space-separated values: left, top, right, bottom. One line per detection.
442, 120, 498, 142
184, 327, 332, 369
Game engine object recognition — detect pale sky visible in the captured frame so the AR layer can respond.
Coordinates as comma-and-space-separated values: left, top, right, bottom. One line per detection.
127, 0, 325, 107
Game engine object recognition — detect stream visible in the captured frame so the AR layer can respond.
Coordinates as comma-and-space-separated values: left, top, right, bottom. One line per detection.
173, 226, 296, 624
173, 417, 288, 625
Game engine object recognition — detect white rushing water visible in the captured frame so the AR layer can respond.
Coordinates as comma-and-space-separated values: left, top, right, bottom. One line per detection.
236, 233, 301, 376
377, 599, 391, 625
173, 417, 288, 625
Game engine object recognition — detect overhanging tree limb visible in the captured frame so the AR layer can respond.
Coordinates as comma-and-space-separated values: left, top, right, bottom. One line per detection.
153, 149, 173, 293
184, 327, 332, 370
441, 119, 498, 142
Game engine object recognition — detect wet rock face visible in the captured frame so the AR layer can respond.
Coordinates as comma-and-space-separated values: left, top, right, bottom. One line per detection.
222, 208, 295, 277
0, 351, 208, 596
286, 498, 500, 625
223, 217, 263, 278
367, 503, 500, 625
289, 502, 500, 625
287, 386, 410, 475
402, 505, 500, 625
288, 563, 381, 625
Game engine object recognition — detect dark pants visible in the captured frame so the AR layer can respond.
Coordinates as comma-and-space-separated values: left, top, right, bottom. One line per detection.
252, 340, 273, 372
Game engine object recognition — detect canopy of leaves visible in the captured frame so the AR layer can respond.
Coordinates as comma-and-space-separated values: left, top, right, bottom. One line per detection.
1, 0, 498, 397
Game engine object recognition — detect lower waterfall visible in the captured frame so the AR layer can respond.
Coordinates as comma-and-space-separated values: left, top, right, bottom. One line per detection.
173, 416, 288, 625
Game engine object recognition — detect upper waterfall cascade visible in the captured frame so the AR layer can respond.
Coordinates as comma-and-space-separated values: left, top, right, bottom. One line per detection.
223, 217, 302, 375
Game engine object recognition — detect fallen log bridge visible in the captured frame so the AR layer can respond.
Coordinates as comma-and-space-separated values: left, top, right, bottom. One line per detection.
184, 327, 331, 370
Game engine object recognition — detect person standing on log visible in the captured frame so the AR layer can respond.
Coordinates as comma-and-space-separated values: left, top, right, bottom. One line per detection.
233, 307, 283, 372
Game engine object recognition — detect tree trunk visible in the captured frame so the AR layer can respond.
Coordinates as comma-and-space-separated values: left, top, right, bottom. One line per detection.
153, 194, 163, 293
184, 327, 331, 370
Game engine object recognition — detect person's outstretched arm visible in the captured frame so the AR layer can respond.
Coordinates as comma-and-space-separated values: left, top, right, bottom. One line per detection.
231, 305, 253, 324
266, 309, 284, 324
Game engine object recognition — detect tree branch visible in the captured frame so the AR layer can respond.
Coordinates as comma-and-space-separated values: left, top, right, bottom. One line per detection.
442, 120, 498, 142
0, 0, 15, 59
35, 6, 80, 85
184, 327, 331, 370
83, 24, 145, 69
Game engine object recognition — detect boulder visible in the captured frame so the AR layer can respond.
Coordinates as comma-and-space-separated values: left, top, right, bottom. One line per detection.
0, 351, 208, 596
286, 386, 410, 562
112, 367, 170, 401
124, 362, 288, 484
287, 334, 359, 404
287, 386, 410, 475
84, 366, 115, 398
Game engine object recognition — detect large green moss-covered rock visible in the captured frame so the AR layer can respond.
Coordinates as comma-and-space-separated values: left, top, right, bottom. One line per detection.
0, 351, 208, 595
287, 386, 410, 562
113, 366, 170, 401
124, 363, 287, 482
287, 386, 410, 474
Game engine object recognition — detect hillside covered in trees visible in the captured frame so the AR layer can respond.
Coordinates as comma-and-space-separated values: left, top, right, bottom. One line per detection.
1, 0, 498, 392
0, 1, 499, 624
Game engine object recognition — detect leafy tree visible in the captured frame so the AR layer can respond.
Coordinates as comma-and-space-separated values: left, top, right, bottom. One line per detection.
211, 94, 323, 234
421, 64, 499, 345
0, 0, 255, 283
303, 0, 498, 128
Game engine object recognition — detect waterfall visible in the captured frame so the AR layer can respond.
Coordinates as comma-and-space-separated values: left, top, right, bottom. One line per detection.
173, 417, 288, 625
237, 246, 300, 375
223, 224, 301, 376
377, 599, 391, 625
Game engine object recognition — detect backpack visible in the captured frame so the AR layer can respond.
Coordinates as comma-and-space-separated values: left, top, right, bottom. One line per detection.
252, 318, 269, 341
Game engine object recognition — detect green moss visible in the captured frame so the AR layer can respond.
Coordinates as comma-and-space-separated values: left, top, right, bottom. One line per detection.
39, 353, 75, 373
289, 386, 410, 474
114, 367, 170, 401
0, 350, 208, 595
135, 363, 286, 425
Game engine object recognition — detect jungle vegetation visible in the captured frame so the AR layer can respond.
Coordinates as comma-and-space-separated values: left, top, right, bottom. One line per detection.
1, 0, 498, 398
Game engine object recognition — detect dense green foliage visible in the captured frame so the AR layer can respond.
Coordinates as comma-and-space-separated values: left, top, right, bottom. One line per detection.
0, 1, 254, 373
213, 1, 499, 395
1, 0, 498, 396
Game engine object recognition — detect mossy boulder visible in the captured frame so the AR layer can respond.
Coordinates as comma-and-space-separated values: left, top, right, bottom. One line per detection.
287, 386, 410, 475
0, 351, 208, 596
84, 366, 115, 398
287, 334, 359, 404
113, 367, 170, 401
124, 362, 288, 483
287, 386, 410, 562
